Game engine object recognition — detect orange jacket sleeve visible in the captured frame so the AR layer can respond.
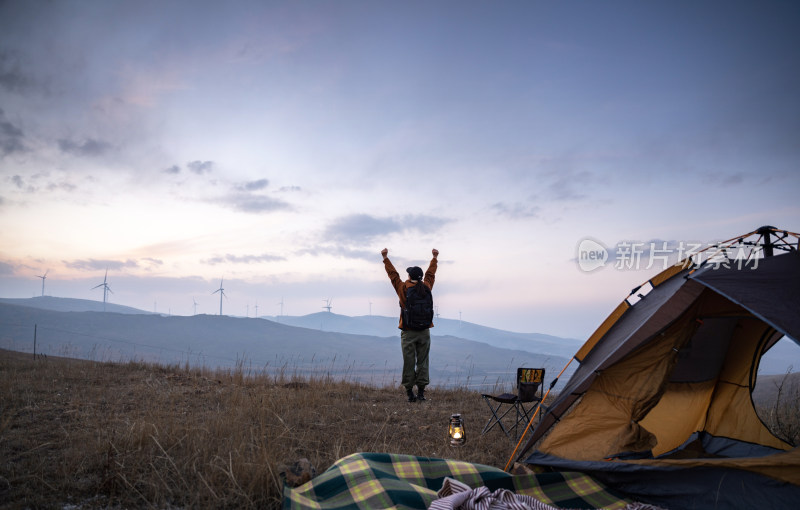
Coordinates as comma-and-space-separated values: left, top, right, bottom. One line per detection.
383, 257, 405, 302
424, 257, 437, 290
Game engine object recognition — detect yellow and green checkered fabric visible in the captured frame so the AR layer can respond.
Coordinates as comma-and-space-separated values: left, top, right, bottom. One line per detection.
283, 452, 634, 509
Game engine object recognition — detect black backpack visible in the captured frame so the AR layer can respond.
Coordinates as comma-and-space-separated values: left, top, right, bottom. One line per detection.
402, 281, 434, 331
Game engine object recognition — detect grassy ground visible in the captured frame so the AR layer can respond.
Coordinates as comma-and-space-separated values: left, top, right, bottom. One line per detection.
0, 350, 533, 509
2, 349, 796, 509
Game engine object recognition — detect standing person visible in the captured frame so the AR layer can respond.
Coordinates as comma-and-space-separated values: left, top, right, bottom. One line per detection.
381, 248, 438, 402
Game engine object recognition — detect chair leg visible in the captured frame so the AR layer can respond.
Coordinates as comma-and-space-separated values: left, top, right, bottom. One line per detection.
517, 402, 535, 437
481, 397, 517, 441
515, 401, 543, 438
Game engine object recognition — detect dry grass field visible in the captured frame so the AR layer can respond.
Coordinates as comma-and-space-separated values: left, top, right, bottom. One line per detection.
2, 349, 797, 509
0, 349, 532, 509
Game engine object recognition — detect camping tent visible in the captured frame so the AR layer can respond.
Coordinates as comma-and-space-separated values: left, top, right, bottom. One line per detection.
517, 227, 800, 509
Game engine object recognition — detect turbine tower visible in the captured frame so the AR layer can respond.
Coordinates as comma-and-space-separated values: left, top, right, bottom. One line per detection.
192, 297, 199, 315
322, 298, 332, 313
92, 269, 113, 311
278, 297, 284, 316
212, 278, 226, 315
36, 269, 48, 297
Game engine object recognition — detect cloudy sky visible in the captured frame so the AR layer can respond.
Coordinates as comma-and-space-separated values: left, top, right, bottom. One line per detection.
1, 1, 798, 338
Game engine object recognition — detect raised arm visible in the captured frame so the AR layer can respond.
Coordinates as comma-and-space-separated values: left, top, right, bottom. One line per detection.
382, 248, 405, 298
425, 248, 438, 288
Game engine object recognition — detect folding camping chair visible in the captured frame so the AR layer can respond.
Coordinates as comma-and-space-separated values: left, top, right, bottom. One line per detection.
480, 368, 545, 442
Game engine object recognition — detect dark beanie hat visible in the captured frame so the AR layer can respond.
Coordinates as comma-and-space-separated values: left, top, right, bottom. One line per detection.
406, 266, 423, 280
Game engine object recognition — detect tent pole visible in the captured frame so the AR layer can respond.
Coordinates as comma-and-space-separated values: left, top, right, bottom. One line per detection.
503, 357, 575, 472
757, 225, 775, 257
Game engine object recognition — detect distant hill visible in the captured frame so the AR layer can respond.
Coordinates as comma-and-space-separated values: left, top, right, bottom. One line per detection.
264, 312, 584, 359
0, 296, 152, 315
0, 300, 573, 391
752, 371, 800, 409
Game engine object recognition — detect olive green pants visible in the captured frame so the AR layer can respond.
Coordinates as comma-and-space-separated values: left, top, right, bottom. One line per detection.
400, 329, 430, 391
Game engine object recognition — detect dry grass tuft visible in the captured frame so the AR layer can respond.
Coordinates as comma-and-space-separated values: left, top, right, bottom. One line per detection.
755, 369, 800, 446
0, 350, 529, 509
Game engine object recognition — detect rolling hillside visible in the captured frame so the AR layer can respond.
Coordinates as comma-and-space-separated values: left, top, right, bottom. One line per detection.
0, 299, 573, 391
264, 311, 584, 359
0, 296, 155, 315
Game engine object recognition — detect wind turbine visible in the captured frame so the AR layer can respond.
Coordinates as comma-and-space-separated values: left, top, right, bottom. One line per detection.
212, 278, 226, 315
322, 298, 332, 313
254, 300, 259, 318
92, 269, 113, 311
277, 297, 284, 316
192, 297, 199, 315
36, 269, 48, 297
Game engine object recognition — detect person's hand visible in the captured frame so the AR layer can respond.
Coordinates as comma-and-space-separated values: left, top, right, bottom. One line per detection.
432, 248, 439, 258
381, 248, 388, 258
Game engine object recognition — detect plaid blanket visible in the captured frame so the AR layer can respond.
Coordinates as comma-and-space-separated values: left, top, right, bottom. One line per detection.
283, 452, 635, 510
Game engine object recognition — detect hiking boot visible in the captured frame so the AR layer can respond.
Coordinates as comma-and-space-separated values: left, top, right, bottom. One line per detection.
406, 388, 417, 402
417, 387, 427, 401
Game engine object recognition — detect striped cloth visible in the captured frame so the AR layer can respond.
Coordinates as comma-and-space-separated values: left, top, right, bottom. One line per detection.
282, 452, 643, 510
430, 477, 561, 510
